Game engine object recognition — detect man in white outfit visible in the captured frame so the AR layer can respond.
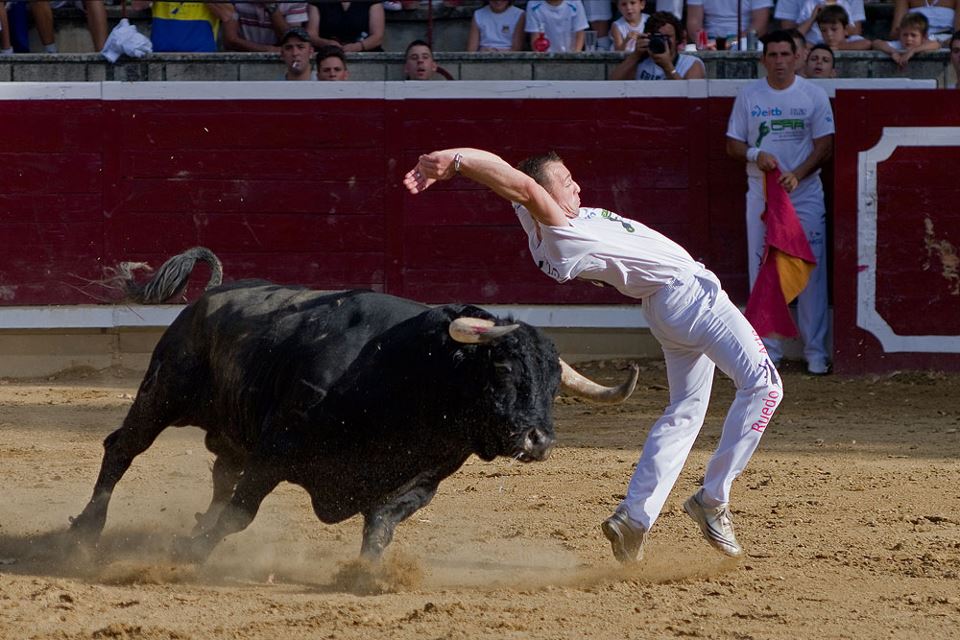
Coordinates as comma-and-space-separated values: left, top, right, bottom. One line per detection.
404, 147, 783, 563
727, 29, 835, 375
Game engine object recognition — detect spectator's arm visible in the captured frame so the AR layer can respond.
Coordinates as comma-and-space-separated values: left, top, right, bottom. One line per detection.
208, 2, 236, 23
572, 29, 585, 52
269, 5, 296, 40
683, 58, 706, 79
305, 4, 344, 48
610, 49, 642, 79
612, 25, 626, 50
750, 7, 771, 35
510, 13, 526, 51
872, 38, 897, 57
890, 0, 908, 39
795, 4, 820, 35
352, 2, 384, 52
686, 5, 703, 40
467, 15, 480, 51
222, 14, 280, 52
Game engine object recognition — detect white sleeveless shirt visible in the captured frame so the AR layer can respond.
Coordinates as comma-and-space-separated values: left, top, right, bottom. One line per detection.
514, 204, 699, 299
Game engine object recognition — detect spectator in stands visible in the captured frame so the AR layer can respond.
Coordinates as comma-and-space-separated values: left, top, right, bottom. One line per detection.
133, 0, 234, 52
317, 44, 350, 80
280, 26, 315, 80
787, 27, 809, 73
727, 29, 835, 375
777, 0, 864, 46
873, 12, 940, 69
306, 0, 385, 52
30, 0, 108, 52
612, 0, 649, 51
610, 10, 706, 78
404, 39, 446, 79
224, 1, 309, 52
467, 0, 526, 51
815, 5, 872, 51
525, 0, 589, 52
686, 0, 772, 45
891, 0, 958, 44
805, 42, 837, 77
583, 0, 613, 50
951, 30, 960, 87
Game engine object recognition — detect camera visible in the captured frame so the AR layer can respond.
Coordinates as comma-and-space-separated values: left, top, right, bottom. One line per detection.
648, 33, 668, 54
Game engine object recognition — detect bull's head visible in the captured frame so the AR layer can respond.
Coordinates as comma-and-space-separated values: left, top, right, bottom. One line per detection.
448, 317, 638, 463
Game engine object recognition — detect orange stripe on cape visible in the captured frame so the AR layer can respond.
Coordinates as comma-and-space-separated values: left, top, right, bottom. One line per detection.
744, 169, 816, 339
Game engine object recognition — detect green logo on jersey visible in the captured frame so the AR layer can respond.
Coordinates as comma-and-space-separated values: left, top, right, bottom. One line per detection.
599, 209, 635, 233
756, 121, 770, 146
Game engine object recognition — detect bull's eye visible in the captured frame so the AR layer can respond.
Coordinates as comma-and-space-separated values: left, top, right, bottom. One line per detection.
494, 362, 513, 375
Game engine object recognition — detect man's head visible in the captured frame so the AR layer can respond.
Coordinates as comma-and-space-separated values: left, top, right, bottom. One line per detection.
280, 27, 314, 80
898, 13, 929, 48
951, 31, 960, 81
816, 5, 850, 49
644, 11, 683, 58
805, 44, 836, 78
761, 30, 798, 88
405, 39, 438, 80
518, 151, 581, 218
316, 45, 349, 81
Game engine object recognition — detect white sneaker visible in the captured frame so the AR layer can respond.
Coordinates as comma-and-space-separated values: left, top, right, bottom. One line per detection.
683, 489, 743, 557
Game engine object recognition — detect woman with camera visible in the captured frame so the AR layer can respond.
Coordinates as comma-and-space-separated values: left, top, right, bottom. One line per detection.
610, 11, 706, 80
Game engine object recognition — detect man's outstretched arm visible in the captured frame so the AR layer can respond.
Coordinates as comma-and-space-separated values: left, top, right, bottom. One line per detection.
403, 148, 569, 227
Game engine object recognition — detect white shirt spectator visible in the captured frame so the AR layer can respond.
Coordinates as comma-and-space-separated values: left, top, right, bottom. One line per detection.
473, 4, 525, 50
525, 0, 590, 52
685, 0, 774, 38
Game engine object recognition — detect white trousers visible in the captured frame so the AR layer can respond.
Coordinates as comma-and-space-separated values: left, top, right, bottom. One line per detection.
746, 186, 830, 367
621, 269, 782, 530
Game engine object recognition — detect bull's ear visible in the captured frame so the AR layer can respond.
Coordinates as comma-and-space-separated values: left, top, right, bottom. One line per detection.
449, 317, 520, 344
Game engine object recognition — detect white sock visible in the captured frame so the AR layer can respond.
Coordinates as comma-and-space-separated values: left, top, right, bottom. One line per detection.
0, 47, 13, 54
44, 43, 58, 53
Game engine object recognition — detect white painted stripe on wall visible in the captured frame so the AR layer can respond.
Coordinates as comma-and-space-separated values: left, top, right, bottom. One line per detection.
0, 79, 933, 102
0, 304, 648, 330
857, 126, 960, 353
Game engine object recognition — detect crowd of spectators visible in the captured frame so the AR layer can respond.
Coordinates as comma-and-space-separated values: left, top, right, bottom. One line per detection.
0, 0, 956, 84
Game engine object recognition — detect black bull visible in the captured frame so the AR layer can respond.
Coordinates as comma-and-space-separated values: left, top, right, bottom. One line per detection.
70, 248, 638, 561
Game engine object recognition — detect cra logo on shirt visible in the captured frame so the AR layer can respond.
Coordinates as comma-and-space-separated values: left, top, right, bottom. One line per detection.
755, 119, 805, 146
581, 207, 636, 233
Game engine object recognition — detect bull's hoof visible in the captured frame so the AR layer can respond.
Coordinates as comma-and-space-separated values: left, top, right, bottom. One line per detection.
171, 535, 212, 564
67, 514, 104, 547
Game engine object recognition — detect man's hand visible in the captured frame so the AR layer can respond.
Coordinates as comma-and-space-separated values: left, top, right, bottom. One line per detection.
403, 151, 457, 194
778, 170, 800, 192
757, 151, 779, 172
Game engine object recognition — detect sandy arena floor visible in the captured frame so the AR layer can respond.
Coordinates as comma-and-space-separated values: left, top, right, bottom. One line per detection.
0, 360, 958, 639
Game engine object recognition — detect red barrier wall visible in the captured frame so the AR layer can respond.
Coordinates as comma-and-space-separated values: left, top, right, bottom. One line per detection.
3, 82, 958, 373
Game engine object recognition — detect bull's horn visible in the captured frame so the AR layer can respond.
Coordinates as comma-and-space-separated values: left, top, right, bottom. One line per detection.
449, 317, 521, 344
560, 359, 639, 404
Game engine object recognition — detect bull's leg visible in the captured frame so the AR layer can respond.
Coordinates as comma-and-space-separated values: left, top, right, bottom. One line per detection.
175, 466, 281, 563
360, 475, 441, 561
191, 454, 242, 535
69, 400, 172, 542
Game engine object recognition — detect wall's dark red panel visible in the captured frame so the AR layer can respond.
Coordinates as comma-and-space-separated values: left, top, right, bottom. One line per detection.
833, 90, 960, 373
0, 95, 751, 307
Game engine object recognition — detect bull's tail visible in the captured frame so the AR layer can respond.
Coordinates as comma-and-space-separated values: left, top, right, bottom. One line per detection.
103, 247, 223, 304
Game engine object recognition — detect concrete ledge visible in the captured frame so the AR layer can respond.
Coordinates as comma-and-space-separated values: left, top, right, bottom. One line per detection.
0, 50, 954, 85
